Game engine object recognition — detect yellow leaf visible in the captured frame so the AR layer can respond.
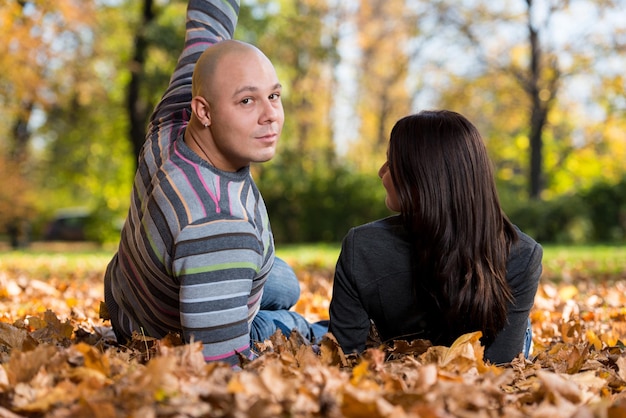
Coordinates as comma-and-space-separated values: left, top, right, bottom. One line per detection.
439, 331, 502, 375
73, 342, 110, 376
351, 360, 370, 385
600, 331, 619, 348
65, 297, 78, 308
585, 330, 602, 351
558, 285, 579, 301
439, 331, 482, 367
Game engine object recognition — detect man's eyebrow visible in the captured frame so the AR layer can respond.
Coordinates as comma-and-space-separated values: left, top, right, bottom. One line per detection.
232, 83, 282, 98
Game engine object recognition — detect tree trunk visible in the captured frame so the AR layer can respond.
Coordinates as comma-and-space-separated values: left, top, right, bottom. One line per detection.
10, 101, 33, 161
526, 0, 544, 200
127, 0, 155, 166
529, 105, 546, 199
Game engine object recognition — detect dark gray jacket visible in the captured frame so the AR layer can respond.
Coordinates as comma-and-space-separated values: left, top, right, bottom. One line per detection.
329, 215, 543, 364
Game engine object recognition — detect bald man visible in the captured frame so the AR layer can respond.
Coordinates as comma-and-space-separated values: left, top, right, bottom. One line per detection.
185, 40, 283, 171
104, 0, 324, 366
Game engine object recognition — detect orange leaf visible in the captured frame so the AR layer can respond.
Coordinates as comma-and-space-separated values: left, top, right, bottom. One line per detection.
351, 360, 370, 385
72, 342, 110, 376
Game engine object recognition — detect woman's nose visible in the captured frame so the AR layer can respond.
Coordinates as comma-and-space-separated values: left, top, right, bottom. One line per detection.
378, 162, 388, 178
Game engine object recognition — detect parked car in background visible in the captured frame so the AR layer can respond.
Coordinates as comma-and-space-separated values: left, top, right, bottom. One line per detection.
43, 209, 90, 241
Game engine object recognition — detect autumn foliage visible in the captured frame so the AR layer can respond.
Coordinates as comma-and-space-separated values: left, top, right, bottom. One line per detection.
1, 254, 626, 417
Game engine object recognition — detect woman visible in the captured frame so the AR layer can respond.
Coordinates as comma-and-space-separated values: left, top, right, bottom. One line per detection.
328, 110, 542, 364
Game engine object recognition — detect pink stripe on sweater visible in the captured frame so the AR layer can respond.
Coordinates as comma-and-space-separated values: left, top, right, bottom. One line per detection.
204, 343, 251, 362
173, 141, 220, 214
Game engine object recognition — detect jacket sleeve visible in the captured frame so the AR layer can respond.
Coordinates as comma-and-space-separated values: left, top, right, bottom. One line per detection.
485, 236, 543, 364
329, 229, 372, 354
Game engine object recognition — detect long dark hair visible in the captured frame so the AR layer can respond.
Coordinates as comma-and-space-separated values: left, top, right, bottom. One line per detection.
388, 110, 517, 345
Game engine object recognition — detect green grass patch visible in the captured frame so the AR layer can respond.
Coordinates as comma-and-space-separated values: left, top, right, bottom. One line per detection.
0, 248, 114, 280
0, 242, 623, 281
275, 242, 341, 268
278, 242, 626, 278
541, 244, 626, 281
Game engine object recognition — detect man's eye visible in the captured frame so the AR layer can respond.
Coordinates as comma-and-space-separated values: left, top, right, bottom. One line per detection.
241, 98, 251, 104
269, 93, 280, 100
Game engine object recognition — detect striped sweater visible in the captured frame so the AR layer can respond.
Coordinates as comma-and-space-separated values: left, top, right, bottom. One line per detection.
104, 0, 273, 365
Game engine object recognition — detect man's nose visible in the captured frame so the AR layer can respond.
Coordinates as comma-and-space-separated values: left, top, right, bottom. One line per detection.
261, 100, 281, 123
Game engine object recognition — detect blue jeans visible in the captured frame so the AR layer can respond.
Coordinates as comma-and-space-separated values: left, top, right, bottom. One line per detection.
250, 258, 327, 344
523, 318, 533, 358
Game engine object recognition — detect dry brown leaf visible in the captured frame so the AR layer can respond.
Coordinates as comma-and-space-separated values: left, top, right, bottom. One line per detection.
5, 344, 57, 385
389, 339, 432, 359
0, 322, 38, 353
319, 333, 350, 367
537, 369, 584, 404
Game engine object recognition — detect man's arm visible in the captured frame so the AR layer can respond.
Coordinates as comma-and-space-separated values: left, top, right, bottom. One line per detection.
148, 0, 240, 134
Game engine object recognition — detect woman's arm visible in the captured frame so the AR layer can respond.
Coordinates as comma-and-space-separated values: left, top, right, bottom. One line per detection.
485, 237, 543, 364
329, 229, 372, 354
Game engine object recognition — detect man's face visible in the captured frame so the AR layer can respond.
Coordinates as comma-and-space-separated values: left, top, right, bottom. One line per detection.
206, 49, 284, 172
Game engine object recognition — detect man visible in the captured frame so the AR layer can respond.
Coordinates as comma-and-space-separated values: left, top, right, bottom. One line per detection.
104, 0, 324, 366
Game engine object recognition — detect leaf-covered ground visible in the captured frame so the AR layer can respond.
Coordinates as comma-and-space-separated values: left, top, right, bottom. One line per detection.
1, 249, 626, 417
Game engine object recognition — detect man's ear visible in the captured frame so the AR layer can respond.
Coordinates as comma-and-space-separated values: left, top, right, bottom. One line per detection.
191, 96, 211, 126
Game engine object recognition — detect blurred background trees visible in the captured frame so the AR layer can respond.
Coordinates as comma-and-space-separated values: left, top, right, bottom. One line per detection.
1, 0, 625, 246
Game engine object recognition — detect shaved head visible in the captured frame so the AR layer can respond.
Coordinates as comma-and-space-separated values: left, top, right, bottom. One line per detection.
185, 37, 283, 172
192, 40, 271, 99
